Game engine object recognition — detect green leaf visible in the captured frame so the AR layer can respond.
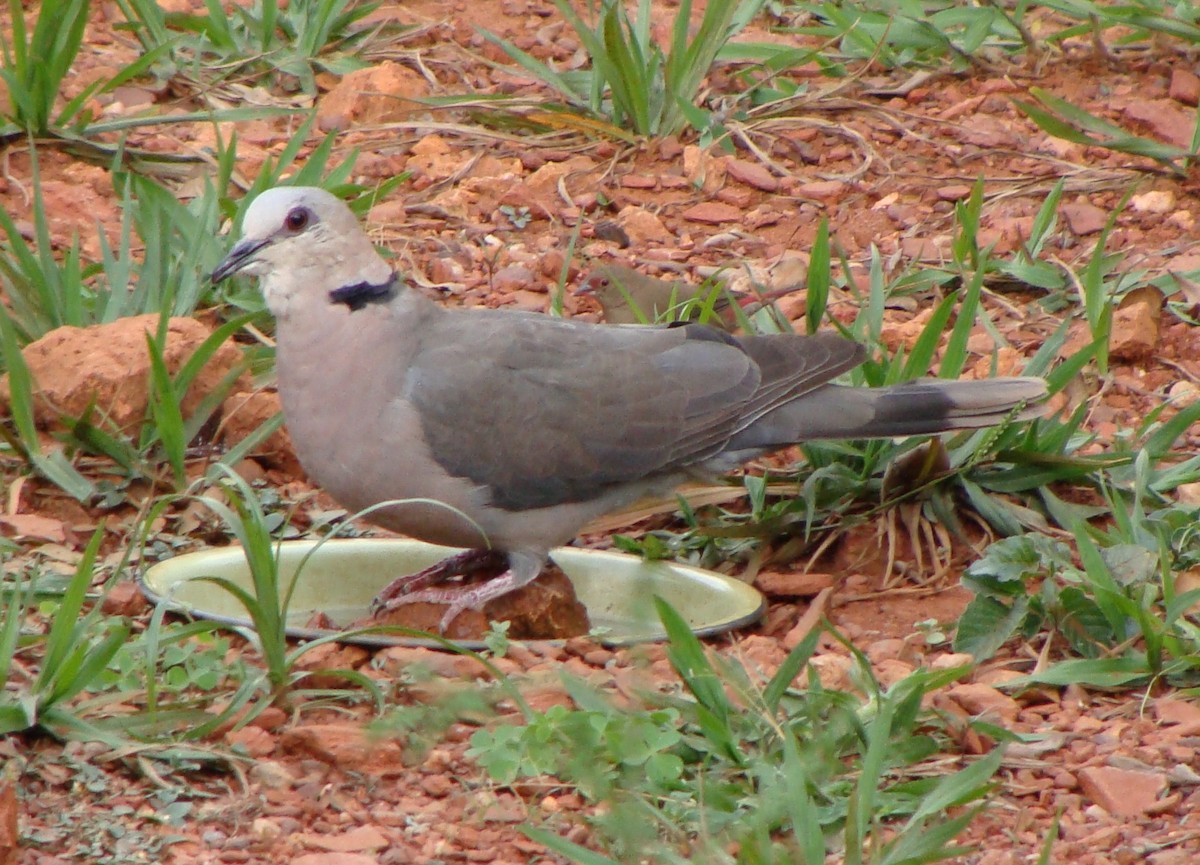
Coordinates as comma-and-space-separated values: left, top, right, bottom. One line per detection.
953, 593, 1030, 661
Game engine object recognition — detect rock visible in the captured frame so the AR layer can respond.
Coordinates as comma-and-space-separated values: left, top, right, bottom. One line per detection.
794, 180, 846, 201
293, 854, 378, 865
865, 639, 907, 663
1077, 765, 1168, 817
946, 683, 1021, 722
1153, 696, 1200, 733
0, 514, 66, 544
1131, 190, 1176, 213
936, 184, 972, 201
1060, 201, 1108, 236
1109, 287, 1162, 362
491, 265, 536, 292
249, 760, 297, 789
809, 653, 854, 691
291, 642, 371, 688
1169, 68, 1200, 106
930, 652, 976, 672
682, 144, 725, 190
615, 205, 673, 245
1123, 99, 1195, 148
316, 60, 430, 132
363, 563, 590, 640
296, 825, 389, 853
754, 570, 835, 597
726, 159, 779, 192
1, 314, 247, 436
874, 658, 915, 687
225, 725, 276, 758
680, 202, 742, 224
100, 581, 150, 617
281, 723, 406, 773
374, 646, 485, 680
221, 389, 301, 476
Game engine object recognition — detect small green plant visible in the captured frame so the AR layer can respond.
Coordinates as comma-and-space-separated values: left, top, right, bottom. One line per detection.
115, 0, 392, 95
786, 0, 1200, 70
470, 605, 1000, 863
0, 0, 167, 140
0, 529, 131, 742
1014, 88, 1195, 175
482, 0, 768, 137
956, 412, 1200, 683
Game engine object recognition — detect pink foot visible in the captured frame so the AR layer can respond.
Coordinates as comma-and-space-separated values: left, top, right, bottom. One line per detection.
371, 549, 506, 611
391, 570, 527, 633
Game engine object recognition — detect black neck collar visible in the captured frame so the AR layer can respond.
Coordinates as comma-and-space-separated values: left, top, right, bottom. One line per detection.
328, 273, 399, 311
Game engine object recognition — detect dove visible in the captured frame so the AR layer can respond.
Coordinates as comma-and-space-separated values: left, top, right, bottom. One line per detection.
577, 263, 794, 329
212, 186, 1048, 631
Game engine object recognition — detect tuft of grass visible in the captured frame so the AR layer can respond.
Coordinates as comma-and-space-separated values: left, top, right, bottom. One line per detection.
1014, 88, 1195, 175
115, 0, 395, 96
481, 0, 768, 138
470, 604, 1000, 863
0, 528, 130, 743
956, 403, 1200, 683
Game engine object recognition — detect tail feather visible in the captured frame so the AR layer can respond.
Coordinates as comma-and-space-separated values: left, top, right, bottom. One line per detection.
731, 376, 1048, 449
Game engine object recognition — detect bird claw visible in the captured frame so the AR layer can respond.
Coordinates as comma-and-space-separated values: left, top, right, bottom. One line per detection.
370, 549, 511, 632
375, 570, 523, 634
370, 549, 506, 614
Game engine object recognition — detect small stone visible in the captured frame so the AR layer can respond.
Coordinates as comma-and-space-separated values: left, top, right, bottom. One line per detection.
375, 646, 483, 679
293, 854, 378, 865
930, 652, 976, 671
225, 725, 276, 758
1154, 696, 1200, 731
1169, 68, 1200, 106
947, 683, 1021, 722
865, 639, 906, 663
1131, 190, 1176, 213
491, 265, 536, 292
726, 159, 779, 192
1060, 201, 1108, 236
936, 184, 973, 201
249, 760, 297, 789
316, 60, 430, 132
420, 775, 454, 798
1109, 289, 1161, 362
101, 581, 150, 617
297, 825, 389, 853
874, 658, 915, 687
753, 570, 835, 597
794, 180, 846, 201
281, 724, 405, 773
1077, 765, 1168, 817
680, 202, 742, 224
616, 205, 673, 244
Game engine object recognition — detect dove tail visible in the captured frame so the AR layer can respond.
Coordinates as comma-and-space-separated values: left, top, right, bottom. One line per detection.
733, 376, 1048, 450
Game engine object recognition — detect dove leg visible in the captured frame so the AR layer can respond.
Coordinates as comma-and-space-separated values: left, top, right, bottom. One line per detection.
373, 551, 545, 632
371, 549, 507, 610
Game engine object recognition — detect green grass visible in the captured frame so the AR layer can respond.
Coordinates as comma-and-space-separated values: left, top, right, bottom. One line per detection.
480, 0, 769, 138
470, 606, 1000, 864
114, 0, 396, 95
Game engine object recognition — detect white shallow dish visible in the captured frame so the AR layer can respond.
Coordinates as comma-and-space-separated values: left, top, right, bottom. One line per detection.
139, 539, 766, 648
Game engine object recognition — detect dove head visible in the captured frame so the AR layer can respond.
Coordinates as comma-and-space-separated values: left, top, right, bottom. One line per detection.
212, 186, 392, 319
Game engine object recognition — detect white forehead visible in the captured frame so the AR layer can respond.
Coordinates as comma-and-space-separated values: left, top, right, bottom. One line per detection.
242, 186, 339, 235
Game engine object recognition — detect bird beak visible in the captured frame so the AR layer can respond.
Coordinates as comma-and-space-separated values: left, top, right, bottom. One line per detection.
211, 237, 270, 283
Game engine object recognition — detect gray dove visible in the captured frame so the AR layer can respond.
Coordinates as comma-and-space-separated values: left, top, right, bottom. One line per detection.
212, 186, 1048, 631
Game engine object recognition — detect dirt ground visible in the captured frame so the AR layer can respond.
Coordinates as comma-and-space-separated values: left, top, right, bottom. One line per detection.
6, 1, 1200, 863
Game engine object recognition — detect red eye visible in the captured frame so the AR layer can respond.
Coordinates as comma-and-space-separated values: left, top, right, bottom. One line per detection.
285, 208, 309, 231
